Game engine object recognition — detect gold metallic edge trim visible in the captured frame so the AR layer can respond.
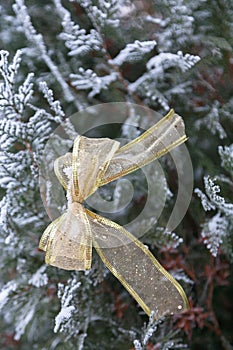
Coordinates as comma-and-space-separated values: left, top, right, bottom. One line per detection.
80, 208, 93, 270
44, 214, 67, 264
72, 135, 81, 199
39, 215, 64, 251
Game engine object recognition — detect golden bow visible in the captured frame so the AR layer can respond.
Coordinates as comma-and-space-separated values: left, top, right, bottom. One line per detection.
39, 109, 189, 318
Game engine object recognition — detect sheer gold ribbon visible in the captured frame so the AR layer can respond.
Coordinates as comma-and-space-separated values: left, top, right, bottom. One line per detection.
39, 109, 189, 318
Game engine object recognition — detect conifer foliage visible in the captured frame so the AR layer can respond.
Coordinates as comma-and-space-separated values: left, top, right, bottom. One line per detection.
0, 1, 232, 349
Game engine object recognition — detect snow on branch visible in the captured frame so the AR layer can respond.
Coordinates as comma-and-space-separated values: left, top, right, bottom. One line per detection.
218, 144, 233, 176
54, 0, 102, 57
54, 277, 81, 333
0, 119, 27, 151
0, 49, 70, 255
0, 50, 21, 89
160, 229, 183, 249
109, 40, 157, 66
129, 51, 200, 110
203, 176, 233, 215
201, 213, 228, 258
70, 68, 118, 98
195, 176, 233, 258
194, 188, 216, 212
79, 0, 120, 28
0, 50, 34, 120
13, 0, 81, 108
133, 312, 164, 349
0, 150, 32, 190
14, 299, 37, 340
147, 51, 200, 75
0, 281, 17, 311
195, 176, 233, 216
39, 81, 65, 124
28, 265, 48, 288
156, 0, 195, 52
195, 101, 227, 139
129, 71, 170, 110
0, 197, 8, 233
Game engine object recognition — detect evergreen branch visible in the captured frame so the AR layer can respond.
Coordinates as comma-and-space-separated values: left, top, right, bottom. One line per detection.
13, 0, 83, 110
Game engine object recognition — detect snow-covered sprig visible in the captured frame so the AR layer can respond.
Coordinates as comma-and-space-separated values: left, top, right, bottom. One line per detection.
195, 176, 233, 258
0, 150, 32, 190
39, 81, 65, 124
129, 67, 170, 110
201, 213, 228, 258
0, 50, 69, 158
60, 17, 102, 56
0, 50, 34, 120
13, 0, 81, 108
80, 0, 120, 28
0, 50, 68, 260
54, 0, 102, 57
1, 184, 43, 233
195, 101, 227, 139
144, 226, 183, 250
134, 312, 164, 349
0, 281, 17, 311
129, 51, 200, 110
156, 0, 195, 52
0, 110, 53, 157
70, 68, 118, 98
194, 188, 216, 212
147, 51, 200, 74
218, 144, 233, 176
203, 176, 233, 215
171, 270, 194, 286
0, 119, 27, 150
0, 280, 42, 342
28, 265, 48, 288
54, 276, 81, 333
109, 40, 157, 66
53, 265, 113, 345
14, 298, 37, 340
134, 311, 187, 350
162, 230, 184, 249
0, 50, 21, 104
195, 176, 233, 216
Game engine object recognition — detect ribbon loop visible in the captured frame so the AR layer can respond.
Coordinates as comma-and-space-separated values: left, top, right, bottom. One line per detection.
72, 136, 120, 201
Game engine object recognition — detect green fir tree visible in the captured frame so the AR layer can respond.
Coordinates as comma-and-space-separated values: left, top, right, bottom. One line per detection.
0, 1, 232, 349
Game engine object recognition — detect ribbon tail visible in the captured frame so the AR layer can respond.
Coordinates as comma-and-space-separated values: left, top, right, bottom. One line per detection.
100, 109, 187, 186
86, 209, 189, 319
